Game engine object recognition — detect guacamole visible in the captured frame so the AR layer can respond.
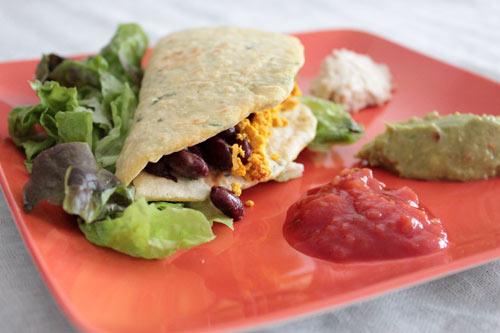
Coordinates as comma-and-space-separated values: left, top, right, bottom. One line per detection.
357, 112, 500, 181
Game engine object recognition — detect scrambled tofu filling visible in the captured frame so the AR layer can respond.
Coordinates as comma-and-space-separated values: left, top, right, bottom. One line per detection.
231, 84, 301, 181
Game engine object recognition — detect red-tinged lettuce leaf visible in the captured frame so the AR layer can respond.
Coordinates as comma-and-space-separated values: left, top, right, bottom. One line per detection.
35, 53, 66, 83
63, 166, 134, 223
23, 142, 134, 224
46, 59, 101, 89
23, 142, 98, 211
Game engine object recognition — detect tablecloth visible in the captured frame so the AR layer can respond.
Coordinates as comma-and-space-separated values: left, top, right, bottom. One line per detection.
0, 0, 499, 332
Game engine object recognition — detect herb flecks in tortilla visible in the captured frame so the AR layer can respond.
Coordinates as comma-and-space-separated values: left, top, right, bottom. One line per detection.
151, 92, 177, 105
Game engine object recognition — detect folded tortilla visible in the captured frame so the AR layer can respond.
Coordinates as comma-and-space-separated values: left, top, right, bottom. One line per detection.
115, 27, 316, 201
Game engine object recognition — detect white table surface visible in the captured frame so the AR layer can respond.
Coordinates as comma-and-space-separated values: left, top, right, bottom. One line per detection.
0, 0, 499, 332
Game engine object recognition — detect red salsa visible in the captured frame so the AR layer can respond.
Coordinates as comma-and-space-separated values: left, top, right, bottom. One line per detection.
284, 168, 448, 262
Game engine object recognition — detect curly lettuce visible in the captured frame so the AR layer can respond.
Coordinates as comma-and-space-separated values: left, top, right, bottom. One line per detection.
8, 23, 147, 172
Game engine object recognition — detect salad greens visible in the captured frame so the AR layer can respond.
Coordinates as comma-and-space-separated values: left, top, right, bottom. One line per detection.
24, 142, 232, 259
79, 198, 216, 259
301, 96, 364, 151
8, 23, 147, 172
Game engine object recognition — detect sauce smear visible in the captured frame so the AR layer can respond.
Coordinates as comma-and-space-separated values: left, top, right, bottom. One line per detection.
284, 168, 448, 263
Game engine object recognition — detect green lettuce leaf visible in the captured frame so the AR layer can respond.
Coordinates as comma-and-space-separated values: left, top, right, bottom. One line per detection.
187, 200, 234, 230
79, 198, 216, 259
32, 80, 79, 113
55, 110, 94, 145
94, 82, 137, 171
300, 96, 364, 151
8, 104, 45, 146
100, 23, 149, 89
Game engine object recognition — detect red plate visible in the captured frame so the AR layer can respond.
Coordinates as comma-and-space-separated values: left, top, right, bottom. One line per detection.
0, 30, 499, 332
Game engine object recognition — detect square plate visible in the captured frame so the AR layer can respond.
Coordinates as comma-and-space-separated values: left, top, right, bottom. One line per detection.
0, 29, 499, 332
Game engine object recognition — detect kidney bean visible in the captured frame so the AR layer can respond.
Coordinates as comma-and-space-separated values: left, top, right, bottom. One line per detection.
188, 145, 203, 157
217, 127, 237, 144
238, 138, 252, 164
144, 157, 177, 182
202, 137, 233, 171
165, 150, 209, 179
210, 186, 244, 221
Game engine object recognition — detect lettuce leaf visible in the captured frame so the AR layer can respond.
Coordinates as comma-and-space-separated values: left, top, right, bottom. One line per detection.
100, 23, 148, 90
79, 198, 216, 259
45, 59, 101, 89
63, 166, 134, 223
300, 96, 364, 151
55, 110, 94, 145
23, 142, 134, 223
23, 143, 100, 211
187, 200, 234, 230
94, 82, 137, 170
8, 104, 45, 146
32, 80, 79, 113
9, 23, 147, 171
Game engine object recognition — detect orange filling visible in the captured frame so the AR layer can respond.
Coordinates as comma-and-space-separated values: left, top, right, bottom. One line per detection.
231, 83, 301, 181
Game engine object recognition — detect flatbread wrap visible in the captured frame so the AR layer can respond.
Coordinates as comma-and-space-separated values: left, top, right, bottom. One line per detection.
115, 27, 317, 217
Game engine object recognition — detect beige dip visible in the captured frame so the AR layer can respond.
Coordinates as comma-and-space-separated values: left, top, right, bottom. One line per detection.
310, 49, 392, 112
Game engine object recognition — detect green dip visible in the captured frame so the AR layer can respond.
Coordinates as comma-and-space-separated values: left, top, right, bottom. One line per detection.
357, 112, 500, 181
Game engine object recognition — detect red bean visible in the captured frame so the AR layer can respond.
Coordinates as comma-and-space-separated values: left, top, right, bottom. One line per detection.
144, 157, 177, 181
217, 127, 237, 144
210, 186, 244, 221
202, 137, 233, 171
238, 138, 252, 164
188, 145, 203, 157
164, 150, 209, 179
145, 150, 209, 180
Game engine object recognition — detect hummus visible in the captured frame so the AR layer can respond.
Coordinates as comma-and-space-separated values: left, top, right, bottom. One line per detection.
357, 112, 500, 181
310, 49, 392, 112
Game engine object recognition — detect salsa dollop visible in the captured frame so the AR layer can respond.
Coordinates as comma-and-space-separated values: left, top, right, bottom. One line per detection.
284, 168, 448, 262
